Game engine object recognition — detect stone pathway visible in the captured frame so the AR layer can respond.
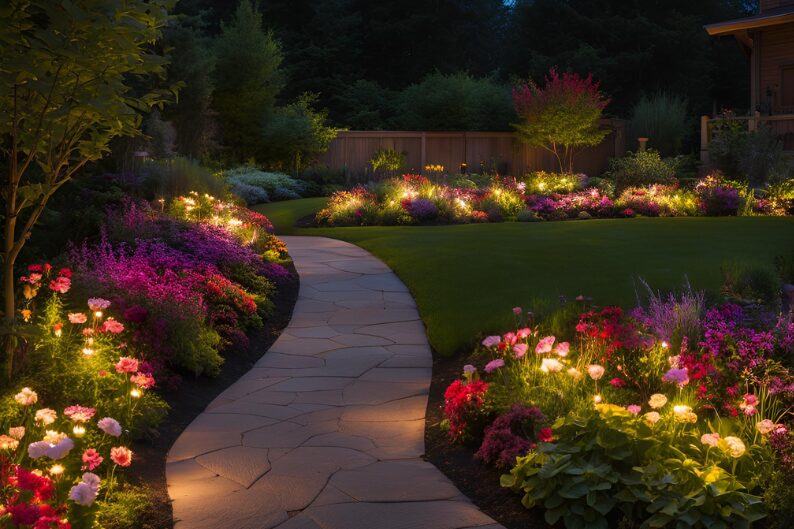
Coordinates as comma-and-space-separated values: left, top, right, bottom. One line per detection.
166, 236, 503, 529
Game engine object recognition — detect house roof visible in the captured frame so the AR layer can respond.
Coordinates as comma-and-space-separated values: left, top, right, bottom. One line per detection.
705, 6, 794, 36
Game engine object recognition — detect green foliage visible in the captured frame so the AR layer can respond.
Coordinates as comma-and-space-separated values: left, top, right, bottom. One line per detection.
721, 262, 782, 311
96, 486, 162, 529
225, 168, 307, 199
503, 405, 767, 529
628, 93, 689, 156
163, 12, 216, 159
396, 72, 515, 131
212, 0, 283, 162
605, 150, 677, 194
709, 119, 791, 186
523, 171, 584, 195
142, 110, 176, 159
141, 157, 227, 199
259, 93, 340, 173
369, 149, 406, 176
764, 470, 794, 529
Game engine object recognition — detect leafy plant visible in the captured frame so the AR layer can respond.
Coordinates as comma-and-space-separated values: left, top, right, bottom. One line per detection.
605, 150, 677, 194
0, 0, 176, 382
523, 171, 585, 195
513, 68, 610, 174
369, 149, 406, 176
628, 93, 689, 156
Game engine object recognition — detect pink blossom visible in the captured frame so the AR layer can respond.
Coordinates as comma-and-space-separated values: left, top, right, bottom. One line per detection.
87, 298, 111, 311
97, 417, 122, 437
81, 448, 104, 471
535, 336, 555, 354
110, 446, 133, 467
115, 357, 139, 374
626, 405, 641, 415
484, 359, 505, 373
554, 342, 570, 357
513, 344, 528, 359
101, 318, 125, 334
512, 307, 522, 316
130, 372, 155, 389
481, 336, 501, 348
64, 405, 96, 423
48, 276, 71, 294
516, 327, 531, 339
69, 312, 88, 324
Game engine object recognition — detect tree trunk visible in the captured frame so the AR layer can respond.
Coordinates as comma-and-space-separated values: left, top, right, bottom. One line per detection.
2, 209, 17, 384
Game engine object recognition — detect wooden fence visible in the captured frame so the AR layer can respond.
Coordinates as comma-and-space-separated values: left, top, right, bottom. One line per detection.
320, 119, 626, 180
700, 112, 794, 163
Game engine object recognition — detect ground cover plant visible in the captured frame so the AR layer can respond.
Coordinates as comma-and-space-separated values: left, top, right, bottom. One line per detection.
441, 284, 794, 529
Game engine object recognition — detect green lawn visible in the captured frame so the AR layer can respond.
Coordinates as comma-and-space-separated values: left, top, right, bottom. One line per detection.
256, 199, 794, 356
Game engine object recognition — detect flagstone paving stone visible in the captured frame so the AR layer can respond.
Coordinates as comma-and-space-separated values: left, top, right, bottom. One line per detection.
166, 236, 502, 529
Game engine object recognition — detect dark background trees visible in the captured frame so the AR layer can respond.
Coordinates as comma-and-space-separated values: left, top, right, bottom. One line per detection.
165, 0, 758, 156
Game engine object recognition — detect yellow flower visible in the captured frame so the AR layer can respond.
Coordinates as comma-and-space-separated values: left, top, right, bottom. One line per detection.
720, 436, 746, 458
644, 412, 661, 426
648, 394, 667, 409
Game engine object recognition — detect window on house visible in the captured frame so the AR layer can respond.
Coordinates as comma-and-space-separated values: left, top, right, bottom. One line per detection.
783, 66, 794, 110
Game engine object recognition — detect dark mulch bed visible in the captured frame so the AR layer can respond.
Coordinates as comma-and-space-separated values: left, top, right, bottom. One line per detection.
424, 352, 547, 529
127, 261, 300, 528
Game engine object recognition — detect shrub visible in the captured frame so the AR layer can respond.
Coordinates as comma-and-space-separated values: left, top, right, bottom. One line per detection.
605, 150, 677, 193
140, 157, 226, 199
443, 379, 491, 443
522, 171, 585, 194
476, 405, 546, 468
369, 149, 406, 177
628, 93, 688, 156
513, 67, 610, 173
225, 167, 305, 200
230, 182, 270, 205
615, 185, 699, 217
721, 262, 782, 310
694, 173, 742, 215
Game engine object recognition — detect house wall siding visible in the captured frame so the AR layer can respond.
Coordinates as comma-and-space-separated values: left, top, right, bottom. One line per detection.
761, 0, 794, 12
757, 23, 794, 112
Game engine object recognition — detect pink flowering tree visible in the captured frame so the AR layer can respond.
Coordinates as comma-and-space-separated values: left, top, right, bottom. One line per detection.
0, 0, 175, 382
512, 67, 610, 174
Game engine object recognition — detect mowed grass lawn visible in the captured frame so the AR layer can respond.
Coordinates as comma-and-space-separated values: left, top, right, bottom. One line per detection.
256, 198, 794, 356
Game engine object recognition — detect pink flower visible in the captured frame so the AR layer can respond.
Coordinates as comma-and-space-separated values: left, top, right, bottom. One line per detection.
513, 343, 528, 359
64, 405, 96, 423
110, 446, 133, 467
101, 318, 124, 334
538, 427, 553, 442
81, 448, 103, 471
130, 372, 155, 389
115, 357, 139, 374
512, 307, 522, 316
481, 336, 501, 348
502, 332, 517, 346
626, 405, 641, 415
554, 342, 570, 357
97, 417, 122, 437
484, 359, 505, 373
743, 394, 758, 406
463, 364, 477, 375
48, 276, 71, 294
516, 327, 531, 339
535, 336, 555, 354
609, 377, 626, 389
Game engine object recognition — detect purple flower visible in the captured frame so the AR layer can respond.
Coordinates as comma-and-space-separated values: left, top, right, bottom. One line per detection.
481, 336, 501, 348
663, 367, 690, 387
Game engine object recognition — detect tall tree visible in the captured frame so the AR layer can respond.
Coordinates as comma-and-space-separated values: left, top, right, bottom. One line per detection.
212, 0, 283, 162
0, 0, 175, 381
163, 12, 215, 159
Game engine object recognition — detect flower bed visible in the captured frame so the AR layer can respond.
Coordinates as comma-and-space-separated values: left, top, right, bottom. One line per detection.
440, 293, 794, 528
1, 193, 288, 527
315, 172, 791, 226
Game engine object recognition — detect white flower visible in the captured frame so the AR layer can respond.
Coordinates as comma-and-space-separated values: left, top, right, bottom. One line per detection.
722, 436, 746, 458
540, 358, 564, 373
567, 367, 582, 380
14, 387, 37, 406
97, 417, 122, 437
35, 408, 57, 426
648, 394, 668, 409
82, 472, 101, 492
69, 482, 98, 506
587, 365, 604, 380
644, 411, 661, 425
28, 434, 74, 460
756, 419, 775, 435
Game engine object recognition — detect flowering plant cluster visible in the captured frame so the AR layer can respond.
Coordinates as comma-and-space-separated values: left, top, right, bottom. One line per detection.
70, 196, 289, 376
443, 294, 794, 527
1, 273, 161, 529
317, 170, 786, 226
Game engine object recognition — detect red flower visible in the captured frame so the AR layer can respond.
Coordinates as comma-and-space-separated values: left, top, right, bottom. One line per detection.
609, 377, 626, 389
538, 427, 553, 442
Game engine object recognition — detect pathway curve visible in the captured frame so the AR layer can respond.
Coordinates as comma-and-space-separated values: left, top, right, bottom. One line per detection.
166, 236, 503, 529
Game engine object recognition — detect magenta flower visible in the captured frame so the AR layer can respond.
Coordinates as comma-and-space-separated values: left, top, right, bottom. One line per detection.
554, 341, 570, 357
517, 327, 531, 339
481, 336, 501, 348
535, 336, 555, 354
626, 405, 642, 415
512, 307, 522, 316
64, 405, 97, 423
484, 359, 505, 373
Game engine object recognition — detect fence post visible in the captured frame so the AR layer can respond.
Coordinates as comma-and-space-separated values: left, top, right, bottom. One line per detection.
749, 111, 761, 132
420, 132, 426, 173
700, 115, 711, 164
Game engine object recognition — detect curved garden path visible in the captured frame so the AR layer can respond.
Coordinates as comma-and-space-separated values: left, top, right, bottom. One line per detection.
166, 236, 503, 529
